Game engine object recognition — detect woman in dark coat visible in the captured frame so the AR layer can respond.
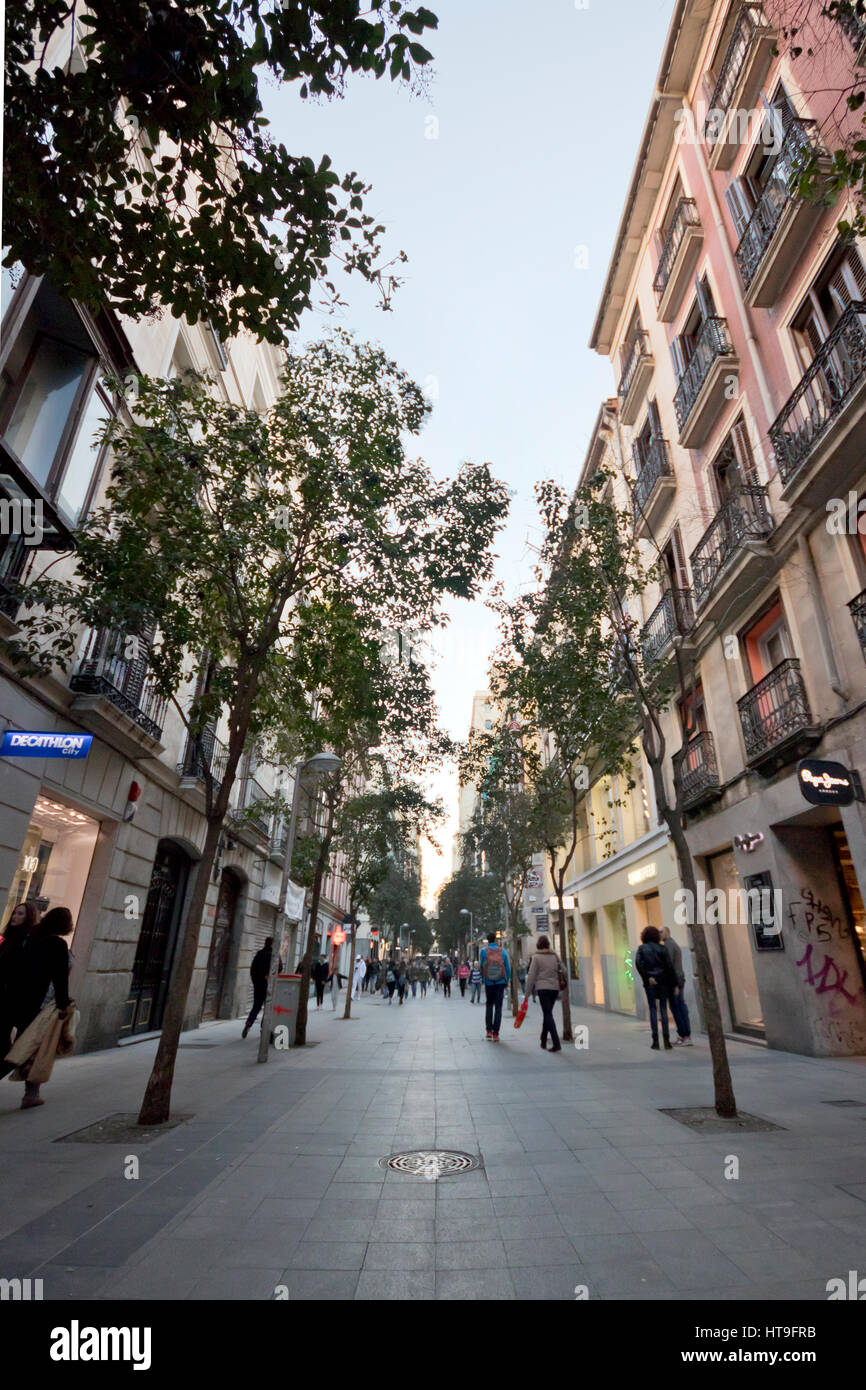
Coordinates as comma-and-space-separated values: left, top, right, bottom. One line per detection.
0, 906, 74, 1108
634, 925, 678, 1051
0, 901, 42, 1066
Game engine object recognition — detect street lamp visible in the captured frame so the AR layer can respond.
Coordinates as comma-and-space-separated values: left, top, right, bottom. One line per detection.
459, 908, 472, 960
258, 750, 341, 1062
399, 921, 408, 956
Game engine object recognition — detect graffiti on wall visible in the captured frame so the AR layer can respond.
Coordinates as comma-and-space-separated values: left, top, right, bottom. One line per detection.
796, 943, 861, 1006
786, 886, 848, 944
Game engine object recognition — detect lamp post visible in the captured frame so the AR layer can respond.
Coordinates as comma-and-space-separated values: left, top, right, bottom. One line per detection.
257, 751, 341, 1062
399, 921, 408, 957
459, 908, 472, 962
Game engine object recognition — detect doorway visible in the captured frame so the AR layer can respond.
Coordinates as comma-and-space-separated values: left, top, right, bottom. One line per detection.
607, 900, 637, 1014
124, 840, 191, 1036
707, 848, 764, 1035
202, 868, 241, 1020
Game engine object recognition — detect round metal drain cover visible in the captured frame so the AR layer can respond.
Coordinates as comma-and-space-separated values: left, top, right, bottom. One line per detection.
379, 1150, 481, 1180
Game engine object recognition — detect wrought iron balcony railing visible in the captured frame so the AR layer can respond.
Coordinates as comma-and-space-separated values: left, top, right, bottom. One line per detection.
178, 724, 229, 790
641, 588, 695, 666
690, 485, 773, 607
237, 776, 271, 839
849, 588, 866, 658
734, 119, 821, 291
680, 731, 721, 808
768, 301, 866, 484
704, 5, 768, 146
632, 436, 672, 519
653, 199, 701, 303
618, 328, 652, 400
673, 317, 735, 431
737, 658, 814, 763
70, 627, 167, 740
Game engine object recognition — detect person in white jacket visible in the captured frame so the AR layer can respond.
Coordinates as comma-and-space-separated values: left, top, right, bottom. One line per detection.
352, 955, 365, 1000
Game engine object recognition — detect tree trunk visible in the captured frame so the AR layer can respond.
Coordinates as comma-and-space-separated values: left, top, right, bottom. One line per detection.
138, 813, 224, 1125
555, 896, 574, 1043
664, 806, 737, 1117
294, 837, 330, 1046
343, 915, 358, 1019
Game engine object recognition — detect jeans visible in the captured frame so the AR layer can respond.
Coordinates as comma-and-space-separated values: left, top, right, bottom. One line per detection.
244, 983, 267, 1031
442, 978, 451, 997
411, 980, 417, 997
645, 981, 672, 1042
420, 981, 427, 996
458, 978, 467, 996
314, 981, 325, 1007
537, 988, 560, 1049
484, 981, 506, 1036
470, 981, 481, 1003
669, 989, 691, 1039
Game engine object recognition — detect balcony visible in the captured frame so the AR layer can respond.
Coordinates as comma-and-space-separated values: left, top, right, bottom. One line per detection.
673, 317, 739, 448
653, 199, 704, 321
178, 725, 229, 794
735, 120, 830, 307
618, 329, 654, 425
641, 588, 696, 667
737, 658, 820, 771
632, 436, 676, 539
850, 589, 866, 660
704, 5, 778, 171
690, 485, 774, 626
834, 4, 866, 64
769, 302, 866, 508
0, 532, 28, 627
234, 775, 271, 844
69, 628, 167, 756
680, 731, 723, 811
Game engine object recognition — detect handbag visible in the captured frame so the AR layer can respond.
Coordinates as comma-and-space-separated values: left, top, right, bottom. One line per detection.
556, 961, 569, 992
513, 997, 529, 1029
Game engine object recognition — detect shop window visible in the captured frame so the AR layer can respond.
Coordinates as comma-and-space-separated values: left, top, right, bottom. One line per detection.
1, 794, 100, 936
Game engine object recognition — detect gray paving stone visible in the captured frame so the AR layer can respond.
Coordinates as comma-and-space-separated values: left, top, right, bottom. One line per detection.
285, 1241, 367, 1270
435, 1239, 507, 1269
276, 1269, 360, 1300
435, 1268, 516, 1300
363, 1242, 435, 1271
504, 1236, 579, 1267
356, 1269, 435, 1300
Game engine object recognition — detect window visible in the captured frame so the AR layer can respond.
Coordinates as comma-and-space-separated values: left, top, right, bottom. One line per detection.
742, 598, 791, 683
671, 277, 717, 378
791, 244, 866, 368
0, 282, 110, 525
678, 683, 707, 740
723, 85, 798, 237
634, 399, 663, 473
660, 527, 688, 591
710, 417, 758, 503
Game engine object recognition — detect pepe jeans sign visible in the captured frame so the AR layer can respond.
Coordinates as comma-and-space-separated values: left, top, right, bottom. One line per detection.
797, 759, 856, 807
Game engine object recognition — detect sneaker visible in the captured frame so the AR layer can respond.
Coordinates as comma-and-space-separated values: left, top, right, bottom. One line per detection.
492, 1034, 500, 1042
675, 1037, 693, 1046
486, 1032, 493, 1040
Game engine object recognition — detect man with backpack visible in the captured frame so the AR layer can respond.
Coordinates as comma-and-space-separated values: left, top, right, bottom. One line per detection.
479, 931, 510, 1041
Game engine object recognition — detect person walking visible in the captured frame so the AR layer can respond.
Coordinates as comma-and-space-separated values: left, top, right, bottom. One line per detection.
635, 926, 678, 1051
457, 960, 470, 998
0, 901, 41, 1066
432, 961, 440, 992
480, 931, 510, 1041
660, 926, 693, 1046
352, 955, 365, 1000
312, 956, 329, 1009
0, 906, 74, 1108
469, 959, 482, 1004
242, 936, 273, 1038
329, 964, 348, 1009
524, 934, 564, 1053
385, 960, 397, 1003
440, 958, 452, 998
419, 969, 428, 999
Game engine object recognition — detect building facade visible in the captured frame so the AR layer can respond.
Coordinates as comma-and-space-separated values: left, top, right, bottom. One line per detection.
584, 0, 866, 1054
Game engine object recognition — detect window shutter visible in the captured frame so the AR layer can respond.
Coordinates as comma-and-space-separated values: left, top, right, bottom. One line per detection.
732, 418, 758, 484
670, 337, 686, 379
725, 179, 754, 240
647, 397, 663, 440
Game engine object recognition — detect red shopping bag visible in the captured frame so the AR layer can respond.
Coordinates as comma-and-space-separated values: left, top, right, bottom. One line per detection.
513, 997, 528, 1029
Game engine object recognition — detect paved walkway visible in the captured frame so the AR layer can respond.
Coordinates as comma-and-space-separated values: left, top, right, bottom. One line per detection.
1, 986, 865, 1300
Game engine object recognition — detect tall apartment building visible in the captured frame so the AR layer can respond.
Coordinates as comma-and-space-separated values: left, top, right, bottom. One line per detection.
0, 21, 358, 1050
582, 0, 866, 1055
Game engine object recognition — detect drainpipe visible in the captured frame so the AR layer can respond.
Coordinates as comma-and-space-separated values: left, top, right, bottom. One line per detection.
797, 533, 849, 704
684, 96, 779, 443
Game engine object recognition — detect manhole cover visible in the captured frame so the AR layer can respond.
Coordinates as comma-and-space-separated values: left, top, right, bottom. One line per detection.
378, 1150, 482, 1181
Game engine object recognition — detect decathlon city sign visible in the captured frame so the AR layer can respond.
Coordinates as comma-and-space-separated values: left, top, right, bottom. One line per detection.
1, 731, 92, 759
797, 758, 855, 806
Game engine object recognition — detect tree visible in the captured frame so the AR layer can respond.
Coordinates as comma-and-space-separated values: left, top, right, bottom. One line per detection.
6, 0, 439, 340
488, 484, 637, 1041
6, 332, 509, 1122
461, 730, 546, 1016
562, 470, 738, 1118
336, 779, 442, 1018
435, 866, 501, 956
368, 866, 430, 955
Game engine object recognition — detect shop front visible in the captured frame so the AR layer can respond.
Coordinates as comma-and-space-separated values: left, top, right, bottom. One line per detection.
1, 792, 100, 937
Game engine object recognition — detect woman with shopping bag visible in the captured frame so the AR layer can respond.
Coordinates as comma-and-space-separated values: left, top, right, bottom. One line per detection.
524, 935, 566, 1053
0, 906, 75, 1109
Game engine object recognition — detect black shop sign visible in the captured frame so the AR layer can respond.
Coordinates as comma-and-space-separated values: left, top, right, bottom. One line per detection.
796, 759, 861, 807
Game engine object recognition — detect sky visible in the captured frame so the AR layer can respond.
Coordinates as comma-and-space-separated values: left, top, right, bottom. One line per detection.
262, 0, 677, 906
